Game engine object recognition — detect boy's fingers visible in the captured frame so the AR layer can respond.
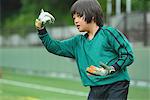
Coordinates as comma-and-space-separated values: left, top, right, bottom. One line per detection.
35, 19, 44, 30
100, 63, 110, 70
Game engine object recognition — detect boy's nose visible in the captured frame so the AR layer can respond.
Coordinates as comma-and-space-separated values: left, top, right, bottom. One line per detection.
74, 19, 78, 24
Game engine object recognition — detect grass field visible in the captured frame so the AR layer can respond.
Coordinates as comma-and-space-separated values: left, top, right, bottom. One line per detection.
0, 69, 150, 100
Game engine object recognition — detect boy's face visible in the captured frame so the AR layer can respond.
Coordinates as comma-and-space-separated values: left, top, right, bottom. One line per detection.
73, 13, 89, 32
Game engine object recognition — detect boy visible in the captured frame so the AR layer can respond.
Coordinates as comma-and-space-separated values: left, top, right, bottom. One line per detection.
35, 0, 134, 99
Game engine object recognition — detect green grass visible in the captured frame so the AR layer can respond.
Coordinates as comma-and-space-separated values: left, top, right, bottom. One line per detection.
1, 84, 87, 100
1, 70, 88, 100
0, 69, 150, 100
128, 87, 150, 100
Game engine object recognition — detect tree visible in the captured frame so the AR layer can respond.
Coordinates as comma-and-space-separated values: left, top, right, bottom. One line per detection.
1, 0, 149, 36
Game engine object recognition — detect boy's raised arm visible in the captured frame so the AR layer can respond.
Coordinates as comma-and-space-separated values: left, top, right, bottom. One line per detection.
35, 9, 76, 58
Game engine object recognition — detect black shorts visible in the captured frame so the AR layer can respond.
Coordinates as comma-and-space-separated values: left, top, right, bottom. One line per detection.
88, 81, 130, 100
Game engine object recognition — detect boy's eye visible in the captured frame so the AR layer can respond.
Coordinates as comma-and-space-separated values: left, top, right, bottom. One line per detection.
73, 16, 76, 19
73, 15, 81, 20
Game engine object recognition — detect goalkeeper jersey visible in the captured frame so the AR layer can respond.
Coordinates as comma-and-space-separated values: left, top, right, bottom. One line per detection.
38, 26, 134, 86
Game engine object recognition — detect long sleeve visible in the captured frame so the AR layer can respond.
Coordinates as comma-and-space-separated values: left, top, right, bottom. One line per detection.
38, 28, 76, 58
105, 27, 134, 71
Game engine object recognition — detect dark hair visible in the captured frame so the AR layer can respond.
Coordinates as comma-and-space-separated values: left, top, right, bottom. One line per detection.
71, 0, 104, 27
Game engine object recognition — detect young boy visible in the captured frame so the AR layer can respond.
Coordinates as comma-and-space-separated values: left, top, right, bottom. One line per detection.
35, 0, 134, 99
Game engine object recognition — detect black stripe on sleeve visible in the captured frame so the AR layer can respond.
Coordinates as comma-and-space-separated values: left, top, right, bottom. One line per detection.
105, 29, 122, 46
115, 29, 133, 67
105, 29, 129, 70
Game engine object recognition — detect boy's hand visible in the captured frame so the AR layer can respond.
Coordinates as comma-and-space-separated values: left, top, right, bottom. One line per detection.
35, 9, 55, 30
86, 63, 115, 76
35, 19, 43, 30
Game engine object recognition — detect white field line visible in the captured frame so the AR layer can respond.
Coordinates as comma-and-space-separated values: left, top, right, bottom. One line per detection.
0, 79, 88, 97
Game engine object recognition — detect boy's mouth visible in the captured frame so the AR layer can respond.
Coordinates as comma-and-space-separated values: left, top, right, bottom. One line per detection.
76, 25, 80, 28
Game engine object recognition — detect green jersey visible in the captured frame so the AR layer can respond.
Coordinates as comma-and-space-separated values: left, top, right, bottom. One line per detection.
38, 26, 134, 86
